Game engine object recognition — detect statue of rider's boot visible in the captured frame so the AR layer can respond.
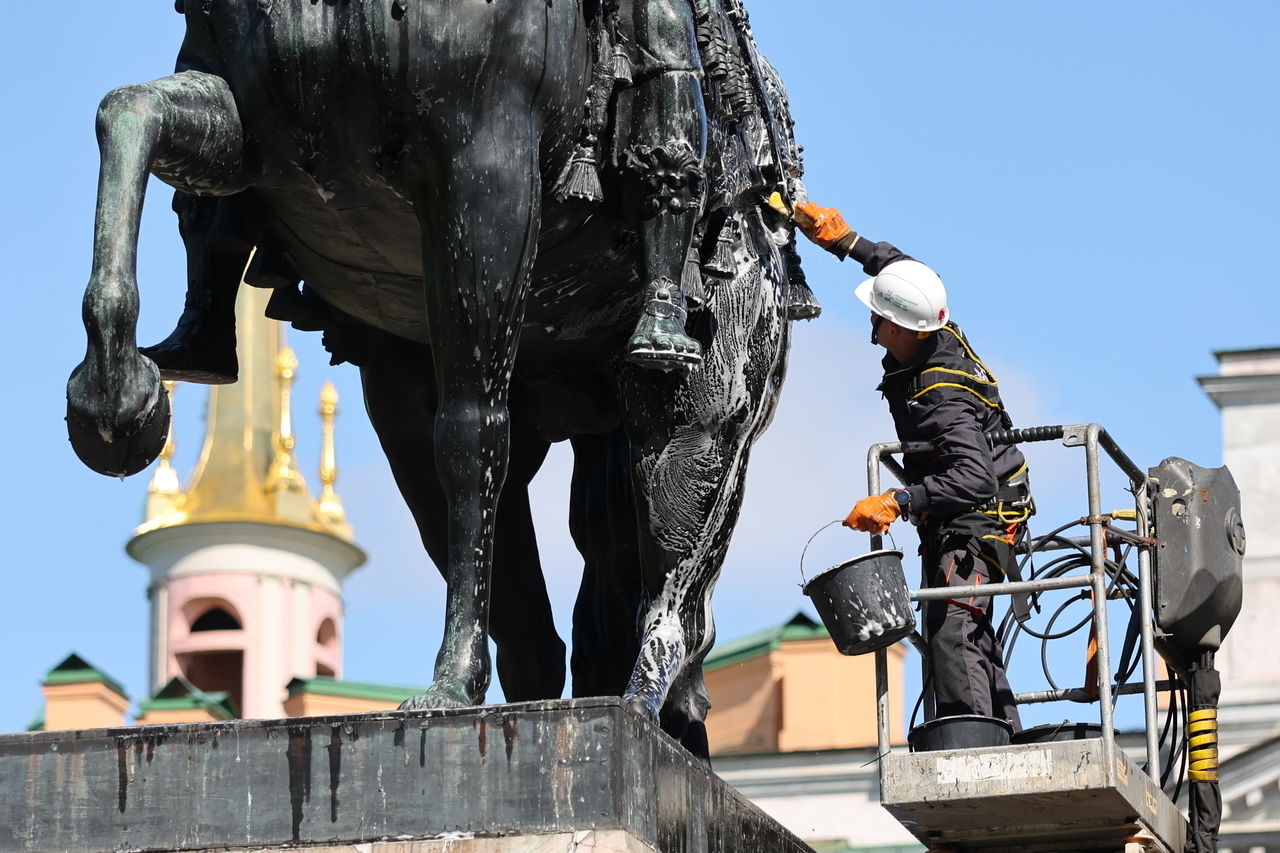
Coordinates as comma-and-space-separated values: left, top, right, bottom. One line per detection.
140, 252, 244, 384
140, 196, 247, 385
623, 69, 708, 372
626, 193, 704, 370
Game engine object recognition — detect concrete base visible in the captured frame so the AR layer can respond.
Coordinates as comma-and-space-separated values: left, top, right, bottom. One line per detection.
881, 739, 1186, 852
0, 698, 812, 853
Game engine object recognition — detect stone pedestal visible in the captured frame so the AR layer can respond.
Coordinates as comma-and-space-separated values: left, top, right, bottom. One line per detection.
0, 698, 812, 853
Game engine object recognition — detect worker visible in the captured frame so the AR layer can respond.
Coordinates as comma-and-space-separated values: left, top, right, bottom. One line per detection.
778, 196, 1030, 729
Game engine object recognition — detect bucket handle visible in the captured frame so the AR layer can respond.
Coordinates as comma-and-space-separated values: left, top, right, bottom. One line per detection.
799, 520, 842, 587
799, 520, 899, 586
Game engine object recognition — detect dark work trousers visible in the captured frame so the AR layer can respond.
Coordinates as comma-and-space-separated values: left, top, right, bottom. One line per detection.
920, 513, 1023, 730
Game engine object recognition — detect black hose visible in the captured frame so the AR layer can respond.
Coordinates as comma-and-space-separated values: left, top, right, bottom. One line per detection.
1158, 683, 1181, 786
996, 520, 1140, 699
987, 425, 1066, 446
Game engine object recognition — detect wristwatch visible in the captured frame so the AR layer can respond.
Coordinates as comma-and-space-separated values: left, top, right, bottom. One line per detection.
892, 489, 912, 515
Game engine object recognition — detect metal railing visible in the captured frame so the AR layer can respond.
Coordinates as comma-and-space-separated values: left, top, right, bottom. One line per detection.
867, 423, 1165, 779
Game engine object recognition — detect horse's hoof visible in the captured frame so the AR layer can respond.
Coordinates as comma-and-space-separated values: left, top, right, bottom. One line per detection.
622, 694, 661, 724
398, 681, 475, 712
66, 356, 171, 478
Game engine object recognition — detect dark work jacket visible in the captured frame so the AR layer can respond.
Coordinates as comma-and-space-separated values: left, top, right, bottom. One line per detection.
852, 241, 1028, 521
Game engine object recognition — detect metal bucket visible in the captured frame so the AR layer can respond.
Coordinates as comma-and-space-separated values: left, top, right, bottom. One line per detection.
802, 549, 914, 656
909, 715, 1013, 752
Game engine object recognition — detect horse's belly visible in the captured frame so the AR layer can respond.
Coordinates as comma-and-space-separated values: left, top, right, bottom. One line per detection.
259, 183, 431, 341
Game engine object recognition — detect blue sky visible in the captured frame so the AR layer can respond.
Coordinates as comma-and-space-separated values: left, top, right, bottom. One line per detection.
1, 2, 1275, 734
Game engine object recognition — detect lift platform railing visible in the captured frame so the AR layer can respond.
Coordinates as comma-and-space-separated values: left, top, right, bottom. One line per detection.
867, 423, 1165, 782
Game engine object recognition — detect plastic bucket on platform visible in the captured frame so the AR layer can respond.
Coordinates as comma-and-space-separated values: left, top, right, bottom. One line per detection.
802, 549, 915, 656
908, 714, 1013, 752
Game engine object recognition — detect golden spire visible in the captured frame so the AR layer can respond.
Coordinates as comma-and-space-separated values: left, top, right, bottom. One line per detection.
317, 381, 352, 538
142, 382, 183, 526
136, 284, 355, 542
267, 339, 306, 491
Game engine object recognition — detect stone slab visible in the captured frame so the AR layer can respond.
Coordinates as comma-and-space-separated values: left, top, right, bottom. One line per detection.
0, 697, 812, 853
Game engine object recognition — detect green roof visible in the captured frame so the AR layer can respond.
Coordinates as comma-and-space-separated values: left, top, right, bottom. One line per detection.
138, 677, 236, 720
42, 652, 127, 698
286, 677, 421, 704
703, 612, 830, 672
26, 708, 45, 732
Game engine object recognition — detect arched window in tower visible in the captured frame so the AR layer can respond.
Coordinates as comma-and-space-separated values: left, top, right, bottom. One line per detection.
315, 618, 338, 678
191, 607, 241, 632
177, 598, 247, 714
182, 598, 243, 634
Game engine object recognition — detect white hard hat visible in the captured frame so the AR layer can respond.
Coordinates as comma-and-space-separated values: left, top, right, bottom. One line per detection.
855, 260, 949, 332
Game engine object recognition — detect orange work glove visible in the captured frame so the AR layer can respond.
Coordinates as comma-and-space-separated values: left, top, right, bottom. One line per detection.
843, 490, 902, 534
793, 201, 854, 250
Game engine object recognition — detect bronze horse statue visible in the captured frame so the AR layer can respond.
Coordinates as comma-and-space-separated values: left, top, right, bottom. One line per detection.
66, 0, 814, 757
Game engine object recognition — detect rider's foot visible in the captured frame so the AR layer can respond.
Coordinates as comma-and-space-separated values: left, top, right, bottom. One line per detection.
626, 278, 702, 371
140, 305, 238, 385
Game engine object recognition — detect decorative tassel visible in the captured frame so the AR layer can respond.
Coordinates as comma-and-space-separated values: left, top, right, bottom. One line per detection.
786, 277, 822, 321
612, 42, 633, 87
784, 236, 822, 320
553, 142, 603, 204
683, 250, 709, 309
704, 224, 737, 279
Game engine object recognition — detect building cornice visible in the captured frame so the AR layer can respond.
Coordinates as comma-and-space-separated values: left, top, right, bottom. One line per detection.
1197, 372, 1280, 408
127, 519, 366, 593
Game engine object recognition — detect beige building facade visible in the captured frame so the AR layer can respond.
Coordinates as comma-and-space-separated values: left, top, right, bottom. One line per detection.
703, 613, 905, 756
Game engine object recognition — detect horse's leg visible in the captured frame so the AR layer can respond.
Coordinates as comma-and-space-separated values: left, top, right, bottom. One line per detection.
489, 429, 566, 702
359, 327, 565, 704
568, 431, 644, 699
401, 113, 544, 710
67, 71, 251, 477
621, 428, 746, 757
567, 427, 714, 762
621, 219, 789, 757
661, 663, 712, 761
568, 429, 713, 762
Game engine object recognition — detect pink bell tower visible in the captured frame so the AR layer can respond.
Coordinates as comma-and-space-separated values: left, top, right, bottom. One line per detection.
127, 287, 365, 719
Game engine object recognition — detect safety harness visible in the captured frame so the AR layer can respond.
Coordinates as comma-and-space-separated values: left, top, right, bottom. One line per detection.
906, 325, 1034, 524
907, 324, 1038, 621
